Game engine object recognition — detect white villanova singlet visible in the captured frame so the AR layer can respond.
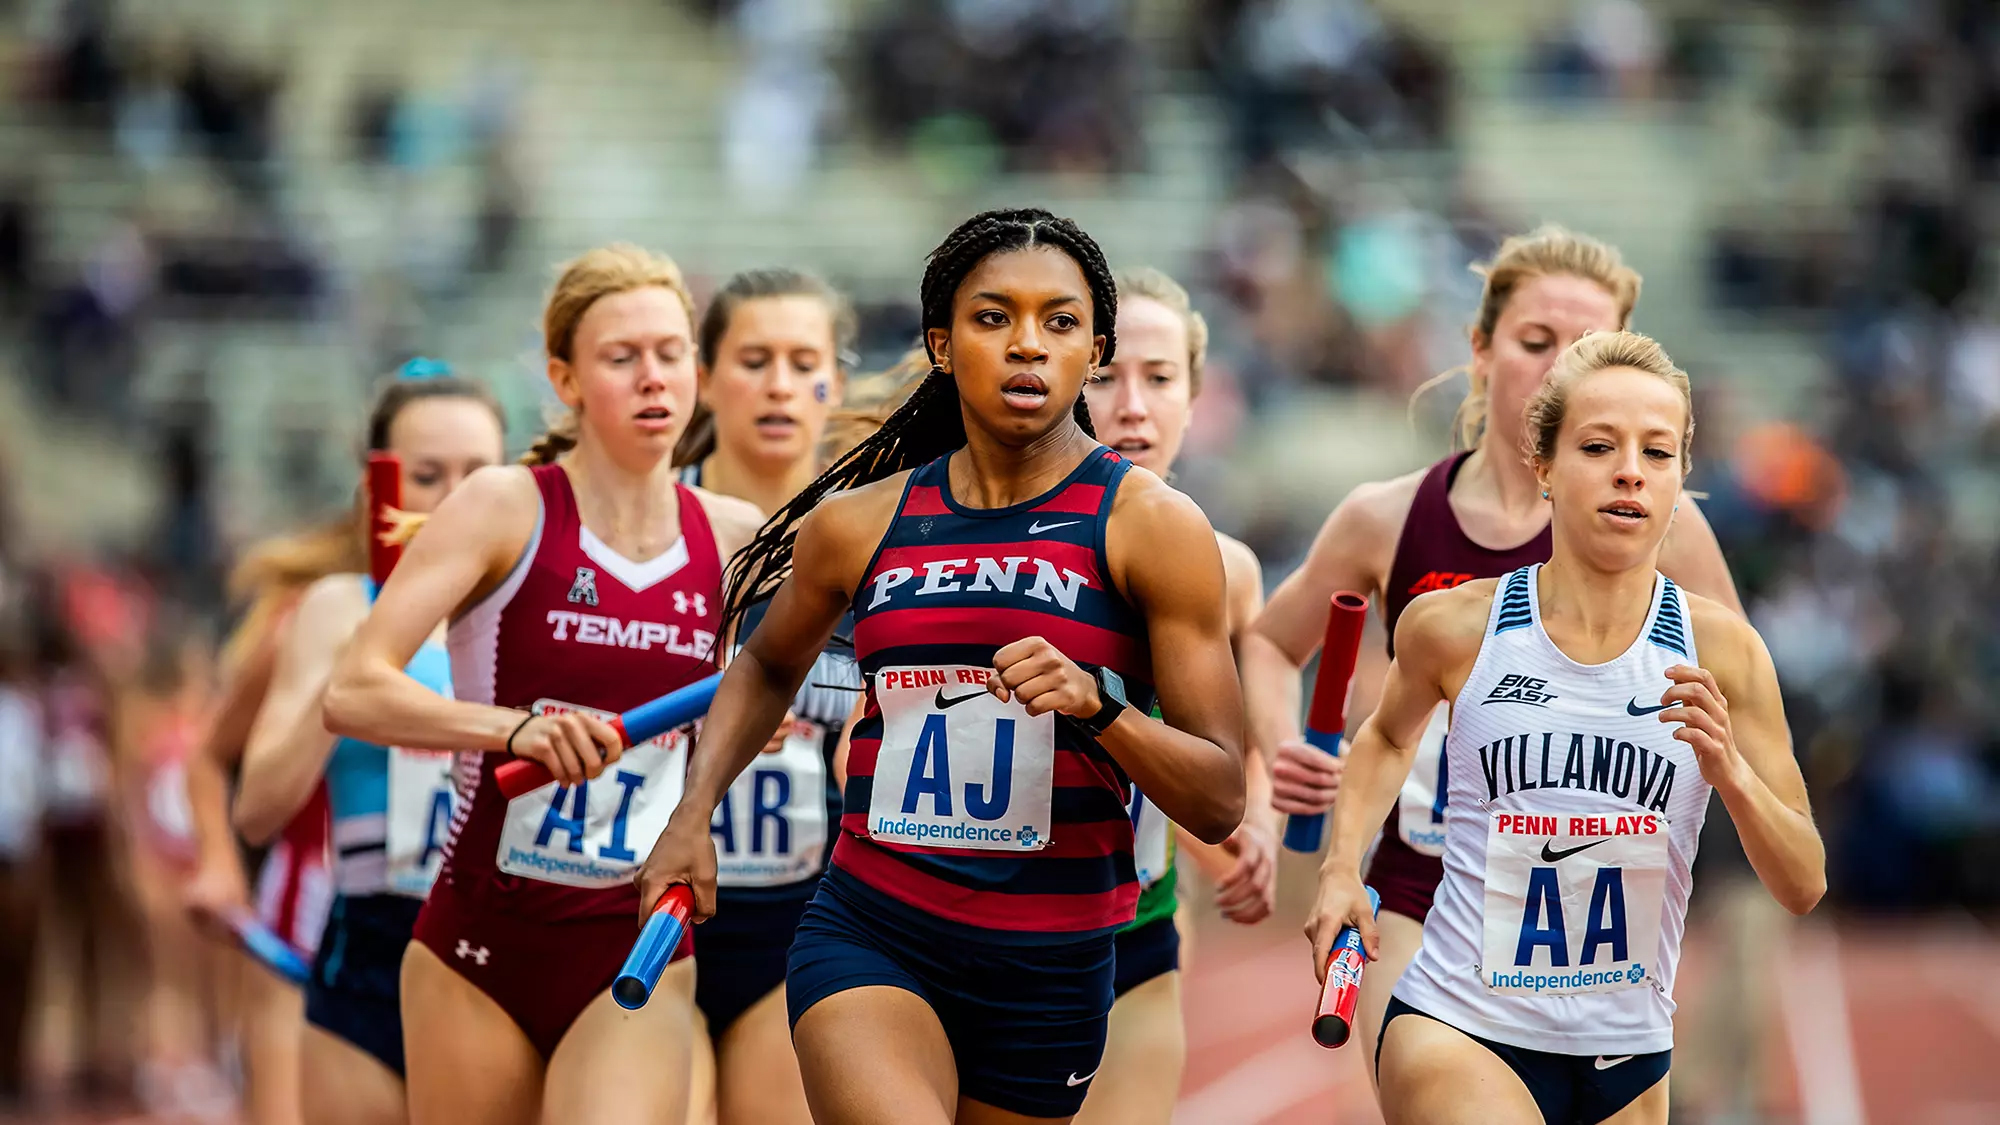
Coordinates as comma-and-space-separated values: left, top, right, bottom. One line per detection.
1395, 564, 1711, 1056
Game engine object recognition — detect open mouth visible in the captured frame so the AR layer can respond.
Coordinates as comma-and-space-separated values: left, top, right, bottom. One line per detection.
1111, 438, 1152, 454
634, 405, 674, 430
1598, 500, 1647, 524
1001, 372, 1050, 409
755, 412, 799, 435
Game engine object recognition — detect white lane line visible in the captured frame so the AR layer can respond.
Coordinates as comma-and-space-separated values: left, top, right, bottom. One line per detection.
1779, 927, 1867, 1125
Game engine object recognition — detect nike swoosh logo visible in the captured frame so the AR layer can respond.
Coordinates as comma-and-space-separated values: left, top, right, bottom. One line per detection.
1594, 1055, 1634, 1070
1028, 520, 1080, 535
1540, 838, 1609, 863
1066, 1068, 1100, 1087
934, 688, 987, 710
1626, 697, 1671, 716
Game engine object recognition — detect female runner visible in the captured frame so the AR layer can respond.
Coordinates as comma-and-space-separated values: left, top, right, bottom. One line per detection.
676, 267, 860, 1125
1074, 267, 1275, 1125
1240, 227, 1743, 1071
323, 244, 762, 1125
638, 208, 1246, 1125
184, 429, 392, 1125
232, 369, 506, 1124
1306, 331, 1824, 1125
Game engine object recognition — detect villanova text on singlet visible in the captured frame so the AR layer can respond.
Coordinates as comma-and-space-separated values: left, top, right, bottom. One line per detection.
838, 446, 1156, 941
1381, 452, 1555, 861
440, 463, 724, 923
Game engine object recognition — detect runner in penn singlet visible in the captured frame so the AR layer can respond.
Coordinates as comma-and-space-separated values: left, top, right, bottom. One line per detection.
416, 463, 725, 1056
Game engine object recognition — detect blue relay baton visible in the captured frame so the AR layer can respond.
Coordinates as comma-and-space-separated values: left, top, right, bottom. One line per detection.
613, 885, 695, 1010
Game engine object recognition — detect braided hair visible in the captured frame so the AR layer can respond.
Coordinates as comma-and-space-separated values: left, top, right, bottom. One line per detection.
722, 208, 1118, 639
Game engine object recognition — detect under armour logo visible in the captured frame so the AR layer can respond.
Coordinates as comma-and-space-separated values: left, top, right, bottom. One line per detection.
567, 567, 599, 606
672, 590, 708, 617
454, 940, 490, 966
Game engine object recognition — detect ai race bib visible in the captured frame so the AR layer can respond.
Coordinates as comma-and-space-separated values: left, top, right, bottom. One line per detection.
495, 699, 688, 888
1396, 705, 1452, 857
1481, 810, 1668, 996
1129, 787, 1172, 889
713, 722, 828, 887
384, 747, 457, 897
868, 665, 1054, 852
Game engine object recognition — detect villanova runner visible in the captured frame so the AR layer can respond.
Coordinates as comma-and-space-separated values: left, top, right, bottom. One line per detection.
676, 267, 862, 1125
324, 245, 761, 1125
1243, 227, 1742, 1072
233, 368, 505, 1125
1076, 267, 1275, 1125
1306, 332, 1824, 1125
639, 208, 1246, 1125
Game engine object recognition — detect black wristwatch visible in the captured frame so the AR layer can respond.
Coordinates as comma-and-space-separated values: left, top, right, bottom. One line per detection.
1077, 665, 1128, 737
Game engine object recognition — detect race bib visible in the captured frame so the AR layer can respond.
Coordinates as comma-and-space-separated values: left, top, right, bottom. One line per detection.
713, 722, 828, 887
1396, 705, 1452, 856
495, 699, 688, 888
384, 747, 457, 897
867, 665, 1054, 852
1129, 786, 1172, 889
1481, 810, 1668, 996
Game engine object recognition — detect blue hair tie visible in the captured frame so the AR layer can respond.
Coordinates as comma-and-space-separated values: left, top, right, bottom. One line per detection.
398, 357, 453, 381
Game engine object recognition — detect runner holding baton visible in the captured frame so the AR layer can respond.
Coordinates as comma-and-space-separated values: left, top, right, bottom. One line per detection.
1310, 885, 1379, 1048
1281, 592, 1369, 853
494, 671, 723, 798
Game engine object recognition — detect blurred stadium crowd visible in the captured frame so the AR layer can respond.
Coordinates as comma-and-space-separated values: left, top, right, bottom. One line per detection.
0, 0, 1995, 1117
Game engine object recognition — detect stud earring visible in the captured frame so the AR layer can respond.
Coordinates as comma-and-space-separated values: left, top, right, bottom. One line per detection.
1540, 489, 1550, 501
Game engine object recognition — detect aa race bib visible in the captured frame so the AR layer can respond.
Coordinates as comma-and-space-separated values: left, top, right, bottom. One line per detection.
495, 699, 687, 888
868, 665, 1053, 852
1396, 705, 1452, 857
713, 722, 828, 887
1481, 809, 1668, 996
384, 747, 456, 897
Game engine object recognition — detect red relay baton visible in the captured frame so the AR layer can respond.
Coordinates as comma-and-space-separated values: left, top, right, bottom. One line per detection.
366, 453, 403, 585
1281, 592, 1370, 853
1311, 885, 1381, 1048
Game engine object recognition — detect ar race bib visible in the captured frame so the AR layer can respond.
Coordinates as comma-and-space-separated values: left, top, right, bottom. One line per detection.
495, 699, 688, 888
868, 665, 1054, 852
385, 747, 457, 897
1481, 809, 1668, 996
713, 722, 828, 887
1129, 786, 1172, 888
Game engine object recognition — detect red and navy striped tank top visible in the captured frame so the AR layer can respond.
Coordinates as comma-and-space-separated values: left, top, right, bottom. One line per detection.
836, 446, 1155, 942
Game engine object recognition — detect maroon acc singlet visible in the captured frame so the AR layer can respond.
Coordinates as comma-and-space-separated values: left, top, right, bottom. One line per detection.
1370, 452, 1551, 922
413, 463, 723, 1056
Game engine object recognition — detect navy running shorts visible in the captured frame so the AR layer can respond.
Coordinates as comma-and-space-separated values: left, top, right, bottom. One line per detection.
786, 870, 1115, 1119
1112, 914, 1180, 998
697, 885, 814, 1039
1379, 995, 1670, 1125
306, 894, 424, 1076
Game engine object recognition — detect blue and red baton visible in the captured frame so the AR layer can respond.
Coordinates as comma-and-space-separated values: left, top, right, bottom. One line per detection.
222, 910, 312, 986
1311, 885, 1381, 1048
613, 885, 696, 1010
1281, 592, 1370, 853
366, 453, 403, 586
493, 671, 724, 800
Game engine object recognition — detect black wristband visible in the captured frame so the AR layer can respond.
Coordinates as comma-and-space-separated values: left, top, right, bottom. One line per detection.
504, 713, 534, 755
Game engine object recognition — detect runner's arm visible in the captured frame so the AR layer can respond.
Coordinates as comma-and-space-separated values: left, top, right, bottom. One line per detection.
1673, 601, 1824, 914
1099, 478, 1244, 845
324, 465, 544, 751
233, 577, 368, 845
185, 614, 284, 899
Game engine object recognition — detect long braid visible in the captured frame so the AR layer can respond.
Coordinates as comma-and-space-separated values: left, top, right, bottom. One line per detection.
723, 208, 1119, 639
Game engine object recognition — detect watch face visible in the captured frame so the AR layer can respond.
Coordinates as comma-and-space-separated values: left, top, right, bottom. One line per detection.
1097, 666, 1127, 707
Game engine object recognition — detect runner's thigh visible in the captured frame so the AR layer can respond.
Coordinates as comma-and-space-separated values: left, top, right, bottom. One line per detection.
1072, 970, 1182, 1125
1378, 1006, 1541, 1125
793, 984, 956, 1125
1358, 910, 1426, 1091
715, 985, 811, 1125
401, 941, 540, 1125
543, 958, 697, 1125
